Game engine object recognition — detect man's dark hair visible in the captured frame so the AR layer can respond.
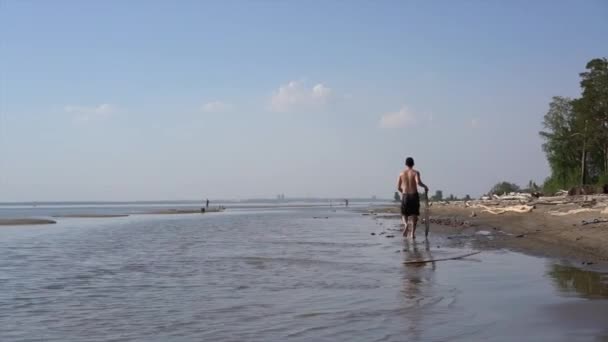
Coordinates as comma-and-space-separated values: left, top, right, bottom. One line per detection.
405, 157, 414, 168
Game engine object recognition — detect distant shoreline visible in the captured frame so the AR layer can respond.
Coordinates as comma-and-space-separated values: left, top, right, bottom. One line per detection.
0, 218, 56, 226
52, 214, 130, 218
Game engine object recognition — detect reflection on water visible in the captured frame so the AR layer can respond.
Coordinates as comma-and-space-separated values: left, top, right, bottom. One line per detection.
548, 264, 608, 298
401, 240, 436, 341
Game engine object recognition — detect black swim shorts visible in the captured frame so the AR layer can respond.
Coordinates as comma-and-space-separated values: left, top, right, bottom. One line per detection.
401, 192, 420, 217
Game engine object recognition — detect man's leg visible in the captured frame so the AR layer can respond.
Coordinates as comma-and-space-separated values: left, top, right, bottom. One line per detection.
402, 215, 409, 237
411, 215, 418, 239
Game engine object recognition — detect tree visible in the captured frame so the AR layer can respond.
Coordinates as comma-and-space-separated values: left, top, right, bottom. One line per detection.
540, 58, 608, 191
464, 194, 471, 201
540, 96, 582, 189
431, 190, 443, 201
393, 192, 400, 202
574, 58, 608, 182
490, 182, 520, 195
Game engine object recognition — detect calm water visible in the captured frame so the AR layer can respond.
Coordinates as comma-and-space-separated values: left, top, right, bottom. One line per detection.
1, 207, 607, 341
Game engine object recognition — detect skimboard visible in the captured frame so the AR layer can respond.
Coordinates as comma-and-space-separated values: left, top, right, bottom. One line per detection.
403, 251, 481, 265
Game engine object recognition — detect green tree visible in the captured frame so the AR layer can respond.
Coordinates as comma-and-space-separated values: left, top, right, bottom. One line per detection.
490, 182, 521, 195
574, 58, 608, 182
540, 96, 582, 189
540, 58, 608, 191
464, 194, 471, 201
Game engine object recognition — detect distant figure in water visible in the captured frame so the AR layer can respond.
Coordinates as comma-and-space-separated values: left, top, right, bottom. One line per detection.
206, 199, 210, 209
397, 157, 429, 239
345, 199, 349, 207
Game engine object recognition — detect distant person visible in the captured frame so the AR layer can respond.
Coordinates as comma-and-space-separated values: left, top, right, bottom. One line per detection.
345, 199, 349, 207
397, 157, 429, 239
206, 199, 209, 208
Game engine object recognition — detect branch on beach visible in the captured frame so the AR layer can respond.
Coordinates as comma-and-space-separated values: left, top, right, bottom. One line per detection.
473, 205, 535, 215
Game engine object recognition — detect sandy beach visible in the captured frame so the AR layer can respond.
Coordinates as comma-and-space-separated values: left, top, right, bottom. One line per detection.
52, 214, 130, 218
373, 199, 608, 266
141, 208, 224, 215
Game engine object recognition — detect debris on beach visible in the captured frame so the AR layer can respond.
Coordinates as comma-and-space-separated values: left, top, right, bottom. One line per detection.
429, 217, 473, 227
581, 218, 608, 226
474, 204, 534, 215
434, 191, 608, 217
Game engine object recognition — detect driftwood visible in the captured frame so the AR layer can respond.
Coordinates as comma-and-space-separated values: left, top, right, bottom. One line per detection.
473, 204, 534, 215
532, 201, 567, 205
581, 218, 608, 226
403, 251, 481, 265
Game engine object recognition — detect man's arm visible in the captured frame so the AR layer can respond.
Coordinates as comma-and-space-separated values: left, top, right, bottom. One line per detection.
416, 171, 429, 193
397, 174, 403, 194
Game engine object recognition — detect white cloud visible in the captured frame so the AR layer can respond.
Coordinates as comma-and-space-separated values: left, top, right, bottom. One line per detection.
64, 104, 115, 121
270, 81, 333, 112
379, 106, 416, 128
201, 101, 232, 113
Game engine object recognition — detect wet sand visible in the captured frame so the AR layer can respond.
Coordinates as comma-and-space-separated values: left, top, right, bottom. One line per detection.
0, 218, 56, 226
372, 203, 608, 266
52, 214, 130, 218
142, 209, 212, 215
0, 207, 226, 225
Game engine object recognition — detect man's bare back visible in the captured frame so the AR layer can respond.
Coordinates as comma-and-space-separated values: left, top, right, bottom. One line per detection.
399, 169, 421, 194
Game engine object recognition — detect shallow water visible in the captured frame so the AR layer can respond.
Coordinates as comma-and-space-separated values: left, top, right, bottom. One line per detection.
1, 208, 607, 341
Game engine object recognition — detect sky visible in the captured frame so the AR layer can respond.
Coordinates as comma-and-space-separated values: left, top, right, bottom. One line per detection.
1, 1, 607, 201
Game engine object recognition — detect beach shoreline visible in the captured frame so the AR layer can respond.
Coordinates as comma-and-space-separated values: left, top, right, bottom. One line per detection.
371, 202, 608, 267
0, 207, 227, 226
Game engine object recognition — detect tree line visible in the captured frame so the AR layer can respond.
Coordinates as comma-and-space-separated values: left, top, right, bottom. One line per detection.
540, 58, 608, 193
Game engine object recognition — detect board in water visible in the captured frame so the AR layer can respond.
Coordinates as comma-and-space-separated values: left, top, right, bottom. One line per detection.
403, 251, 481, 265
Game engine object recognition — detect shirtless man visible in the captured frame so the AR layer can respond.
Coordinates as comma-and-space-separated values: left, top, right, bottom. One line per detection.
397, 157, 429, 239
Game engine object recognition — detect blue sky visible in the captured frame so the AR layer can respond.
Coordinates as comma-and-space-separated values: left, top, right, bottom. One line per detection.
1, 1, 606, 201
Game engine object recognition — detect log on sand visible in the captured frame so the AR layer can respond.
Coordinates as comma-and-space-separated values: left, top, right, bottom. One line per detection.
472, 205, 535, 215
